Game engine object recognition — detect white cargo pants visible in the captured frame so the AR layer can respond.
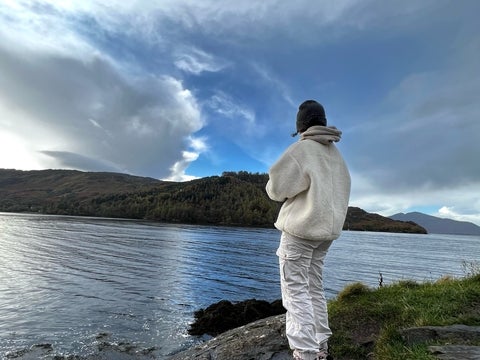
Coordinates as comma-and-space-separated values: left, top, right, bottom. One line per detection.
276, 232, 333, 358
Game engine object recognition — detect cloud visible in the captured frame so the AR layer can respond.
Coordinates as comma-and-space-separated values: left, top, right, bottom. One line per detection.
436, 206, 480, 226
41, 151, 122, 173
164, 151, 200, 182
349, 62, 480, 190
174, 47, 230, 75
164, 136, 209, 181
0, 38, 204, 179
206, 91, 257, 134
250, 62, 296, 108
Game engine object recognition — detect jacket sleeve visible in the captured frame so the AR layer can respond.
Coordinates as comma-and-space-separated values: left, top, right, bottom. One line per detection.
266, 151, 310, 202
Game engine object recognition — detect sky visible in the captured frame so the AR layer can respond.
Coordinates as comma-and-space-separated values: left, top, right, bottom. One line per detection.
0, 1, 479, 225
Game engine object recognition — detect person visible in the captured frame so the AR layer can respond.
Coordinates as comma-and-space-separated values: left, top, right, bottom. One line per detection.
266, 100, 351, 360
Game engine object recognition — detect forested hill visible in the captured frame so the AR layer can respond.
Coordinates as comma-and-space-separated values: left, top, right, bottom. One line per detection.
0, 169, 426, 233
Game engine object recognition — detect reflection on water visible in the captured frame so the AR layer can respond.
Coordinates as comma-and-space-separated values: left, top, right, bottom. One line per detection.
0, 213, 478, 358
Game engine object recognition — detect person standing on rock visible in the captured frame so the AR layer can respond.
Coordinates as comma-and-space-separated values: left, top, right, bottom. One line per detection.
266, 100, 351, 360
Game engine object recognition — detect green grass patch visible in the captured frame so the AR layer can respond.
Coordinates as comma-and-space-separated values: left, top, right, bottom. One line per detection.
328, 274, 480, 359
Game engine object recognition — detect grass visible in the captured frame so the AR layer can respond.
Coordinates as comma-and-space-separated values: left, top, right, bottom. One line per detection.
327, 274, 480, 359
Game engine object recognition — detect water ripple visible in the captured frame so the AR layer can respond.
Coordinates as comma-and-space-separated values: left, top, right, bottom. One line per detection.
0, 213, 478, 358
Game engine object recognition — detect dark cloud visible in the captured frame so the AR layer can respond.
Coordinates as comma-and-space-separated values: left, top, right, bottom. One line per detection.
347, 52, 480, 193
41, 151, 121, 173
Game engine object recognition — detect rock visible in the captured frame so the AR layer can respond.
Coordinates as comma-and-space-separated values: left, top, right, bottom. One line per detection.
400, 325, 480, 360
188, 298, 286, 337
428, 345, 480, 360
400, 324, 480, 345
169, 314, 291, 360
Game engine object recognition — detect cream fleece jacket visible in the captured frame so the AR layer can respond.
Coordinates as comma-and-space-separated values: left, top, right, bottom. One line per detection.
266, 126, 351, 241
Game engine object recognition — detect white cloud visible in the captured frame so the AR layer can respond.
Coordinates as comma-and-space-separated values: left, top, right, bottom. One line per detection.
436, 206, 480, 227
163, 136, 208, 181
189, 136, 209, 153
174, 47, 229, 75
164, 151, 200, 182
207, 92, 257, 133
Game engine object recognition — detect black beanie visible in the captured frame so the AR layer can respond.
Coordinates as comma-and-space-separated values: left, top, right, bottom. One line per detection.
294, 100, 327, 136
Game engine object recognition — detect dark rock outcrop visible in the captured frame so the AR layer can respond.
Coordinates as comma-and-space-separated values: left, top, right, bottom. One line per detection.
188, 299, 286, 337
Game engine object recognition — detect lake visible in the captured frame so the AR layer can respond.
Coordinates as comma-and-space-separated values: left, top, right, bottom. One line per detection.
0, 212, 478, 358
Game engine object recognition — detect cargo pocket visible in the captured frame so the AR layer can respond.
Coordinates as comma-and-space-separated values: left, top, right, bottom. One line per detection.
276, 246, 302, 281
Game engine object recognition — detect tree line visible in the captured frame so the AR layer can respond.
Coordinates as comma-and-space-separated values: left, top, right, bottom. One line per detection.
0, 169, 426, 233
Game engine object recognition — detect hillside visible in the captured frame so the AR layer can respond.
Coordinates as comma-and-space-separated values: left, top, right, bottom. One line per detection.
345, 207, 426, 234
0, 169, 426, 233
390, 211, 480, 235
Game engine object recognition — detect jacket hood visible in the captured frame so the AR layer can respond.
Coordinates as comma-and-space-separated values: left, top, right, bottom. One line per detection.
300, 125, 342, 145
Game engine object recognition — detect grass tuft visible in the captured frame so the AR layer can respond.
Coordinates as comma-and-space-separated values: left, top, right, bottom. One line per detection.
336, 282, 371, 301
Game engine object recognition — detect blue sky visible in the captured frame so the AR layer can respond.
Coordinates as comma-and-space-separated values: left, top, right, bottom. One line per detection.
0, 1, 479, 225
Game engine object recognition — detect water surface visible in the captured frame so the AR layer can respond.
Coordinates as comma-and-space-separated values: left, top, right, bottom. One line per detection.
0, 213, 478, 358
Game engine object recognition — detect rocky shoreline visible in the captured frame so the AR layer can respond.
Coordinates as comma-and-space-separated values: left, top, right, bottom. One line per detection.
4, 316, 289, 360
6, 317, 480, 360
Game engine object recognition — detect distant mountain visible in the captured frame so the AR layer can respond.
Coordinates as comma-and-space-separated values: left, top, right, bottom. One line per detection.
390, 212, 480, 236
0, 169, 426, 233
